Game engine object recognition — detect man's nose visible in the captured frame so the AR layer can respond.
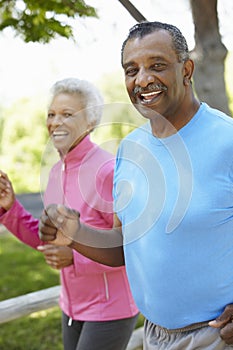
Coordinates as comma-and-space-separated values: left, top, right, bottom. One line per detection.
135, 68, 155, 87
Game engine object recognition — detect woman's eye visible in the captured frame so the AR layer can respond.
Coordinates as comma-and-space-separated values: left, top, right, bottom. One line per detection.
64, 113, 72, 118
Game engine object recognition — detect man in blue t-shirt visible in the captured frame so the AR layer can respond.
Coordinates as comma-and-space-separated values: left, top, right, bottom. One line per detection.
37, 21, 233, 349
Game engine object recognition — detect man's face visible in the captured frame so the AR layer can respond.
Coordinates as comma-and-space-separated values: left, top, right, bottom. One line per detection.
122, 30, 188, 122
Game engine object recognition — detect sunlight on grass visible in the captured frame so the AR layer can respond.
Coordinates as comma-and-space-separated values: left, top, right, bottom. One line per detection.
30, 307, 57, 319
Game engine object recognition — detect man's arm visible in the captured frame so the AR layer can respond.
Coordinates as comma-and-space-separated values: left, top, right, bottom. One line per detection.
39, 204, 124, 267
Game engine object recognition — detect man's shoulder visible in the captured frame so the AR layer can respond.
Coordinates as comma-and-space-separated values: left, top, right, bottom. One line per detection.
201, 102, 233, 126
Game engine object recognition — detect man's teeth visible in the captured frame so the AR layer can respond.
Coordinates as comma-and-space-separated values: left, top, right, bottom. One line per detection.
141, 91, 161, 97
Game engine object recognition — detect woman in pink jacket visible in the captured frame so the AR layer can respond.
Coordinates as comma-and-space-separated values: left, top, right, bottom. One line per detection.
0, 78, 138, 350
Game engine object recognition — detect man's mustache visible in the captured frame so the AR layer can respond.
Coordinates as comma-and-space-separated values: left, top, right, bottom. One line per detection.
133, 84, 167, 96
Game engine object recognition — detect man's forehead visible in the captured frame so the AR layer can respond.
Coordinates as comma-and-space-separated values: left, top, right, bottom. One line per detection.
122, 31, 173, 64
125, 29, 172, 47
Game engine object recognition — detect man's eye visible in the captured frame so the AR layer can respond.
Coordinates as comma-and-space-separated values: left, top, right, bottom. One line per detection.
47, 113, 54, 118
152, 63, 166, 71
125, 68, 138, 76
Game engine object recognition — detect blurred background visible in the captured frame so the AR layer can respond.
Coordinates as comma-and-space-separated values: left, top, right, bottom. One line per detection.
0, 0, 232, 194
0, 1, 232, 349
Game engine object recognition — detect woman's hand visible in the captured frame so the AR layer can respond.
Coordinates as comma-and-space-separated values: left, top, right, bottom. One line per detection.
37, 244, 74, 270
0, 170, 15, 211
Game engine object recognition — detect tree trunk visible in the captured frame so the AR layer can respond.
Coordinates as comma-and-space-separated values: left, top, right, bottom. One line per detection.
190, 0, 231, 115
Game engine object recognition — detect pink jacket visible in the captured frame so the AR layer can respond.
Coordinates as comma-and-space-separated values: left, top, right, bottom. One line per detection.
0, 136, 138, 321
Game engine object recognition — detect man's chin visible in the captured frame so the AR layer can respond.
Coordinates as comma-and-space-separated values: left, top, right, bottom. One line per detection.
135, 103, 164, 120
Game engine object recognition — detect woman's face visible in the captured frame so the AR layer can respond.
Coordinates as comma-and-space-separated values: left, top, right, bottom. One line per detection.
47, 92, 90, 155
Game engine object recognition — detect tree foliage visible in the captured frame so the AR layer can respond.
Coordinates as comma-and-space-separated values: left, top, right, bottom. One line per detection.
1, 97, 48, 193
0, 0, 97, 43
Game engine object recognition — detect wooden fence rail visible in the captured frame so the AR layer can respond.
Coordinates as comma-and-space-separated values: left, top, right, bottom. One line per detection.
0, 285, 60, 324
0, 286, 143, 350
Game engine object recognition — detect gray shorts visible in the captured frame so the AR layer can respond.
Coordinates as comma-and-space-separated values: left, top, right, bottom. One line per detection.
144, 319, 233, 350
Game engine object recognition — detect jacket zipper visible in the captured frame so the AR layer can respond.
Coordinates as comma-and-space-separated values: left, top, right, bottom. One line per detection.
62, 160, 74, 326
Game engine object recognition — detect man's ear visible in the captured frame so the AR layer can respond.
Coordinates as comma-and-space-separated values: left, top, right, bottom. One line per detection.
183, 59, 194, 86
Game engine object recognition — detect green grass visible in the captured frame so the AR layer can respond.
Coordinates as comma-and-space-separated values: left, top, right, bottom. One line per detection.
0, 232, 60, 298
0, 308, 63, 350
0, 229, 144, 349
0, 230, 62, 350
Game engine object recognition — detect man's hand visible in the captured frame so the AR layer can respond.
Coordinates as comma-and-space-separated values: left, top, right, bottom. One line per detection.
39, 204, 80, 246
37, 244, 73, 270
209, 304, 233, 345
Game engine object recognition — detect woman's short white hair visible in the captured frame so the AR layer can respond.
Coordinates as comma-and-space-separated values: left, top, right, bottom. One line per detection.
49, 77, 104, 128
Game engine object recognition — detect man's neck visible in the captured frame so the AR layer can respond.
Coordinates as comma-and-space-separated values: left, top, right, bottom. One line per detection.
150, 98, 200, 138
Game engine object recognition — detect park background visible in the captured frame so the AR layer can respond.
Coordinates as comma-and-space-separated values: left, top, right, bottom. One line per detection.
0, 0, 233, 349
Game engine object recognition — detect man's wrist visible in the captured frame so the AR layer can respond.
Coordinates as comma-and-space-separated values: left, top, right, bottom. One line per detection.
68, 240, 76, 249
67, 222, 82, 249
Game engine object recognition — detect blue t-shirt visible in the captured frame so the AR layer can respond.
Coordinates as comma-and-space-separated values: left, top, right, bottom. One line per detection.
113, 103, 233, 329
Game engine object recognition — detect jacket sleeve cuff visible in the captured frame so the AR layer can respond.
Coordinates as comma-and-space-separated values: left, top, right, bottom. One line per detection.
0, 207, 7, 216
0, 200, 18, 219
